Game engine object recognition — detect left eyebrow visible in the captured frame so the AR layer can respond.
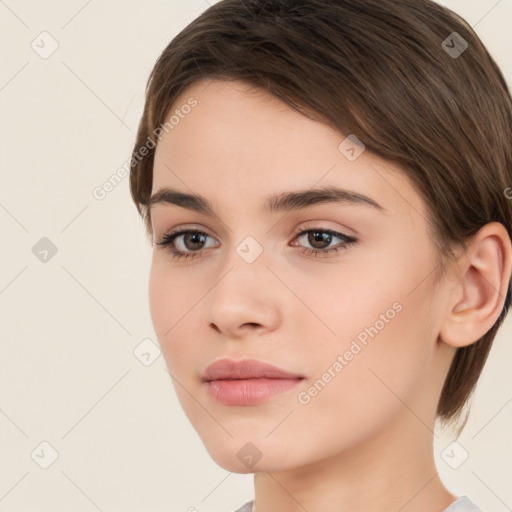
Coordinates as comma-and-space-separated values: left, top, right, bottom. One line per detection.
264, 186, 384, 213
147, 185, 384, 215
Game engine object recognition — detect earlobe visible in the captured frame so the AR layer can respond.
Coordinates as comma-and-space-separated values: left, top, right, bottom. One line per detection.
440, 222, 512, 348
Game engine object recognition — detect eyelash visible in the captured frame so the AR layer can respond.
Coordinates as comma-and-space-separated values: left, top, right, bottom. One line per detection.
155, 225, 357, 261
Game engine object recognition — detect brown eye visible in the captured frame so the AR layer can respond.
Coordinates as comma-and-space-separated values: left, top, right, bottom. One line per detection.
292, 228, 357, 257
181, 232, 208, 251
156, 230, 218, 260
306, 230, 334, 249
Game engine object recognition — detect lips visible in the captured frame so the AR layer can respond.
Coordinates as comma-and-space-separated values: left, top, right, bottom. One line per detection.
201, 358, 305, 406
202, 358, 304, 381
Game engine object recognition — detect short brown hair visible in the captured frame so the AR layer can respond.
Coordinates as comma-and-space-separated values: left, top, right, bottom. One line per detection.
129, 0, 512, 426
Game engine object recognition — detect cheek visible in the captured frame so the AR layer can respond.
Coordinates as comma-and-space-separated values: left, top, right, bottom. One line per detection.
148, 256, 199, 335
148, 260, 191, 371
148, 261, 171, 341
291, 246, 436, 411
284, 298, 436, 468
148, 257, 217, 386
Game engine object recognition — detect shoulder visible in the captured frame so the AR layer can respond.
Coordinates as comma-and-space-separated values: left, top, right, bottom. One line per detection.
444, 496, 483, 512
231, 496, 482, 512
231, 500, 254, 512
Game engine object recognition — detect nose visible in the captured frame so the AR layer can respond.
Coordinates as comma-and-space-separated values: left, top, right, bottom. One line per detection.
205, 252, 282, 339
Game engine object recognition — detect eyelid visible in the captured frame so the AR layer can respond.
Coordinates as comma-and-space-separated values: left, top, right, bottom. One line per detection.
289, 221, 355, 239
154, 223, 215, 242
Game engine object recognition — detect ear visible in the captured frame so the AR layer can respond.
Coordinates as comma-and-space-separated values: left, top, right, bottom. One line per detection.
440, 222, 512, 348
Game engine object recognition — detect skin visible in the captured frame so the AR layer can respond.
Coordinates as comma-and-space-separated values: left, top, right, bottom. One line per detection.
148, 79, 511, 512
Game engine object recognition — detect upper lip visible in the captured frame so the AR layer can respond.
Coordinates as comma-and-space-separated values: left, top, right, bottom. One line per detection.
201, 358, 304, 382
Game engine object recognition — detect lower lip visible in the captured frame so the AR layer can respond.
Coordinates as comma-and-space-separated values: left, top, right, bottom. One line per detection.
205, 378, 303, 406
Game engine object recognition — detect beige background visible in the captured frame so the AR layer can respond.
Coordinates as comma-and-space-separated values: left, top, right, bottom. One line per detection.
1, 1, 511, 511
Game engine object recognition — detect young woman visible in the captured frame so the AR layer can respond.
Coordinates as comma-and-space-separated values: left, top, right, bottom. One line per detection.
129, 1, 512, 511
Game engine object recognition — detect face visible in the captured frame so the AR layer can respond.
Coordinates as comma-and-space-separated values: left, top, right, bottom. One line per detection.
148, 79, 454, 474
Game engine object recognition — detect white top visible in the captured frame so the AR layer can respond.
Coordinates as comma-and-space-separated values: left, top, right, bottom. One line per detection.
232, 495, 482, 512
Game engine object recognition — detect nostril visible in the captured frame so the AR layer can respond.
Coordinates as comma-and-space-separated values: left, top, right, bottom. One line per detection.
209, 323, 222, 333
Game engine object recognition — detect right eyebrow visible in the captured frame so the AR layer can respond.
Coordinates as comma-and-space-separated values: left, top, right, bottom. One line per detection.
148, 188, 214, 215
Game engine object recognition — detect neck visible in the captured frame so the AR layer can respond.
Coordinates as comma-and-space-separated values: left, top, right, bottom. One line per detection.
252, 415, 455, 512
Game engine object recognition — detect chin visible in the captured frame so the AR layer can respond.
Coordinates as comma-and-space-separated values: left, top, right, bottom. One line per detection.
201, 434, 305, 474
200, 434, 260, 470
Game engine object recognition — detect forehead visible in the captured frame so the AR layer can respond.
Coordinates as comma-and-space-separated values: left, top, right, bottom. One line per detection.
151, 79, 426, 221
